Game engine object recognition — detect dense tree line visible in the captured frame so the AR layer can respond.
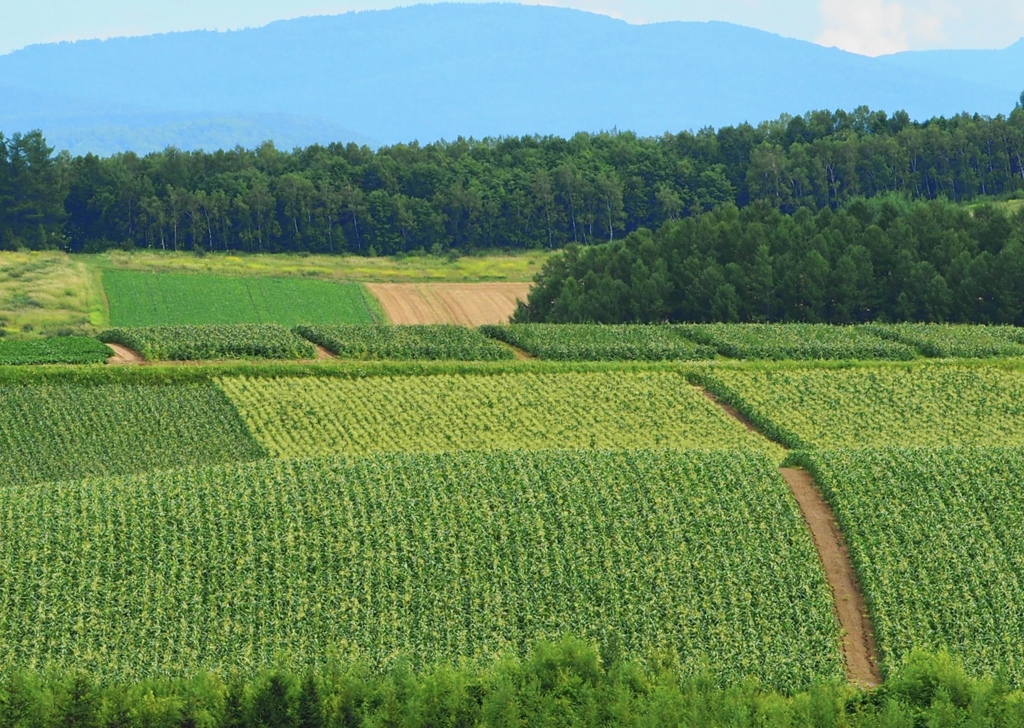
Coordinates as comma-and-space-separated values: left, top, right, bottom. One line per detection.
2, 104, 1024, 254
1, 641, 1021, 727
514, 196, 1024, 325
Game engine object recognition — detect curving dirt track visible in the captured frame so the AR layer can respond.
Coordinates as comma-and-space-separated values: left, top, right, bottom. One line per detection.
366, 283, 532, 326
696, 384, 882, 687
780, 467, 882, 687
105, 343, 143, 365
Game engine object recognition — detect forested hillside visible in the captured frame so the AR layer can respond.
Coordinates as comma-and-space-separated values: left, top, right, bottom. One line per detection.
2, 104, 1024, 255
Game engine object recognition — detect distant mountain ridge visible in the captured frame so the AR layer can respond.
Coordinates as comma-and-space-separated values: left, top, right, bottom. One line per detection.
0, 3, 1021, 155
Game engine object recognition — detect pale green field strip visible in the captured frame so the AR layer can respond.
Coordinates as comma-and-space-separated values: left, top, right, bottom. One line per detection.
104, 270, 377, 326
216, 372, 782, 458
0, 450, 842, 685
695, 365, 1024, 449
0, 383, 265, 487
797, 447, 1024, 683
96, 249, 550, 283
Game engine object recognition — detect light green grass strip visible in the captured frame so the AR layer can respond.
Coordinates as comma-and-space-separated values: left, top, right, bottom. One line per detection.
104, 270, 376, 326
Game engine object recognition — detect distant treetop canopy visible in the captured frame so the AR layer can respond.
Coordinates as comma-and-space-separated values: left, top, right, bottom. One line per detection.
513, 198, 1024, 326
5, 106, 1024, 324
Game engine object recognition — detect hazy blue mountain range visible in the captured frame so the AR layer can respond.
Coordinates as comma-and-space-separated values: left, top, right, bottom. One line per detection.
0, 3, 1021, 155
878, 40, 1024, 101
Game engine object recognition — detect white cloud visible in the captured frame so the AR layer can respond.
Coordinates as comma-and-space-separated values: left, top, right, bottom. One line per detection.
816, 0, 911, 55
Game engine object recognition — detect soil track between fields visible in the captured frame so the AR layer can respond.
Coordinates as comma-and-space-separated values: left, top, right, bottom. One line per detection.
366, 282, 532, 325
780, 467, 881, 687
697, 385, 882, 687
104, 343, 335, 366
105, 343, 143, 365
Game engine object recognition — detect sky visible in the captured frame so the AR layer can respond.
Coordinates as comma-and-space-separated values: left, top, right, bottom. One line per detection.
2, 0, 1022, 57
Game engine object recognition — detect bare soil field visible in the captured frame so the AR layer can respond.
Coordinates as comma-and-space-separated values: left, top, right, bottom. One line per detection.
366, 283, 532, 325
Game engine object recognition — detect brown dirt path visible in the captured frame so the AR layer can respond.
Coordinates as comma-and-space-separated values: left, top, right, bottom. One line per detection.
105, 343, 142, 365
700, 389, 764, 438
696, 384, 881, 687
780, 467, 881, 687
314, 345, 336, 360
366, 283, 532, 325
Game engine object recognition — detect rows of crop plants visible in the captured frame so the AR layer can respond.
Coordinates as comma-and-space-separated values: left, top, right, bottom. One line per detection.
0, 449, 842, 686
216, 371, 780, 458
0, 383, 264, 487
793, 447, 1024, 683
677, 324, 918, 360
0, 337, 111, 365
296, 324, 514, 361
479, 324, 718, 361
99, 325, 316, 361
695, 365, 1024, 450
103, 270, 377, 326
866, 323, 1024, 358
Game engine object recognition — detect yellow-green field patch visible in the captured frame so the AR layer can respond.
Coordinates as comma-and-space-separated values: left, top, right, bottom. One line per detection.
217, 371, 782, 458
698, 364, 1024, 449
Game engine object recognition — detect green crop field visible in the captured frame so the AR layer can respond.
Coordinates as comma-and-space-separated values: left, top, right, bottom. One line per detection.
480, 324, 717, 361
0, 449, 842, 686
867, 323, 1024, 358
677, 324, 918, 360
696, 364, 1024, 449
11, 314, 1024, 700
103, 270, 378, 326
99, 325, 316, 361
0, 337, 112, 365
797, 447, 1024, 682
217, 371, 781, 458
0, 382, 264, 487
296, 324, 514, 361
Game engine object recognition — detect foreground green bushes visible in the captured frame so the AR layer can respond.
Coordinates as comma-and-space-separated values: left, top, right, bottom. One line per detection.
1, 641, 1021, 727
